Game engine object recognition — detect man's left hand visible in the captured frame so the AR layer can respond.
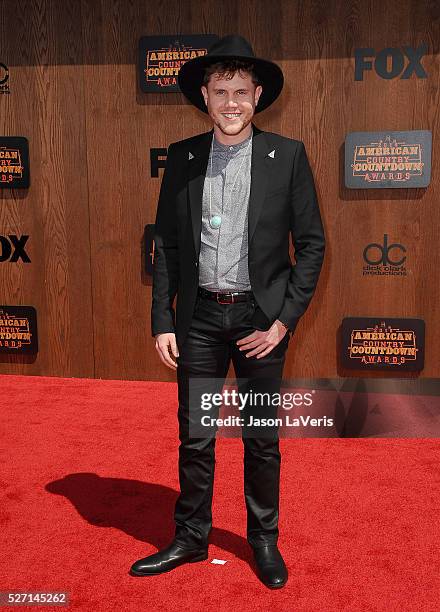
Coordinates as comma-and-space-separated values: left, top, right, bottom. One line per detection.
236, 319, 289, 359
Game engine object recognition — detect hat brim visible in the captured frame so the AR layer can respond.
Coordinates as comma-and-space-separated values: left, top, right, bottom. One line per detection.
177, 54, 284, 114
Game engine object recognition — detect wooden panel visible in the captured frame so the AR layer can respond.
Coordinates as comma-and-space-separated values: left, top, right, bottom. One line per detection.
0, 0, 94, 376
0, 0, 439, 380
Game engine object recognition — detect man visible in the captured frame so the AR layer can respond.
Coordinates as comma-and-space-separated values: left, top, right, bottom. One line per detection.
130, 35, 325, 588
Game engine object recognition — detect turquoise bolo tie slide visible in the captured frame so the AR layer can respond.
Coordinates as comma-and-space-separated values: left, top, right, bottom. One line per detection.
209, 215, 222, 229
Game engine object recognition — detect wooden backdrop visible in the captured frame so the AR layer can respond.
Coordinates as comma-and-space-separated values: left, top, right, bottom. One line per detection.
0, 0, 439, 381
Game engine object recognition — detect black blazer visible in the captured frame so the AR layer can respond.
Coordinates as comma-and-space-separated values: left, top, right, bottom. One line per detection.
151, 122, 325, 350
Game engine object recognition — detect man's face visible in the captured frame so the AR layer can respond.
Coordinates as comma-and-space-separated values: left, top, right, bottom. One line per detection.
201, 70, 262, 137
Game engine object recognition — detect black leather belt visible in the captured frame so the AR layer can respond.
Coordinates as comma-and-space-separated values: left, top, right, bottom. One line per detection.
198, 287, 254, 304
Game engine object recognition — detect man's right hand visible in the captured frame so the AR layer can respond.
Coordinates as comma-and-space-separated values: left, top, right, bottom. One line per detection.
155, 333, 179, 370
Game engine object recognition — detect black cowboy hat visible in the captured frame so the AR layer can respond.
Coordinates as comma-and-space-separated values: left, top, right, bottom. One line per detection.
177, 34, 284, 114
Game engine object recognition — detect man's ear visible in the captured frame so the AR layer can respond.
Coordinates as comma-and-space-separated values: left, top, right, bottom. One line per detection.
255, 84, 263, 106
201, 85, 208, 106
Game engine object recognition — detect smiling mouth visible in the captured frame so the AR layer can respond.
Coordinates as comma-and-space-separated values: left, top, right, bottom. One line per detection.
222, 113, 242, 119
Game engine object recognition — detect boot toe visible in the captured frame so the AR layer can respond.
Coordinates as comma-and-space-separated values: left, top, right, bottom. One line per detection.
253, 545, 288, 588
129, 541, 208, 576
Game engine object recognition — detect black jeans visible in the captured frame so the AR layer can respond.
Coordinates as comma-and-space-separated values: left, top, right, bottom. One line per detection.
174, 291, 290, 550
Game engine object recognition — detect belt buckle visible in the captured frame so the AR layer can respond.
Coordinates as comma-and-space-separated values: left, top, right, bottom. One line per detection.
217, 292, 234, 304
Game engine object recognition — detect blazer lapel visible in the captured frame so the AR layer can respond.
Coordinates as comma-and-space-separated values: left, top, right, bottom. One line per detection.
188, 129, 213, 257
248, 124, 274, 244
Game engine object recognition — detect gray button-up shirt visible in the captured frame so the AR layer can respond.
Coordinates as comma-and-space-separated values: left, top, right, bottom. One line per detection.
198, 131, 252, 291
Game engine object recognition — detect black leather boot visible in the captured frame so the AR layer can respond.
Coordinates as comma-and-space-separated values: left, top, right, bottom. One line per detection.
129, 541, 208, 576
252, 544, 288, 588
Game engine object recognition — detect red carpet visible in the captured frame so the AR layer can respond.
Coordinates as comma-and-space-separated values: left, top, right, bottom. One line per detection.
0, 374, 439, 611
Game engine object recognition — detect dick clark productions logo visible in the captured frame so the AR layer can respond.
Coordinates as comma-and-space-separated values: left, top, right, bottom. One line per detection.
362, 234, 407, 276
0, 62, 10, 94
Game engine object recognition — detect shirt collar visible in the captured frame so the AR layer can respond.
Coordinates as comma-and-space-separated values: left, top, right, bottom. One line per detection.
212, 131, 253, 154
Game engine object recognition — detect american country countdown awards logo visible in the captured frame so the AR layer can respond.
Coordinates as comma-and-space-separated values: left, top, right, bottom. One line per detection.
362, 234, 407, 276
0, 62, 10, 94
0, 306, 38, 353
345, 130, 432, 188
0, 137, 30, 188
138, 34, 218, 93
341, 317, 424, 371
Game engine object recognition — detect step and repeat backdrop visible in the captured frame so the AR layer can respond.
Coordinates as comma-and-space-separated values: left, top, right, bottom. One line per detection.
0, 0, 438, 383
